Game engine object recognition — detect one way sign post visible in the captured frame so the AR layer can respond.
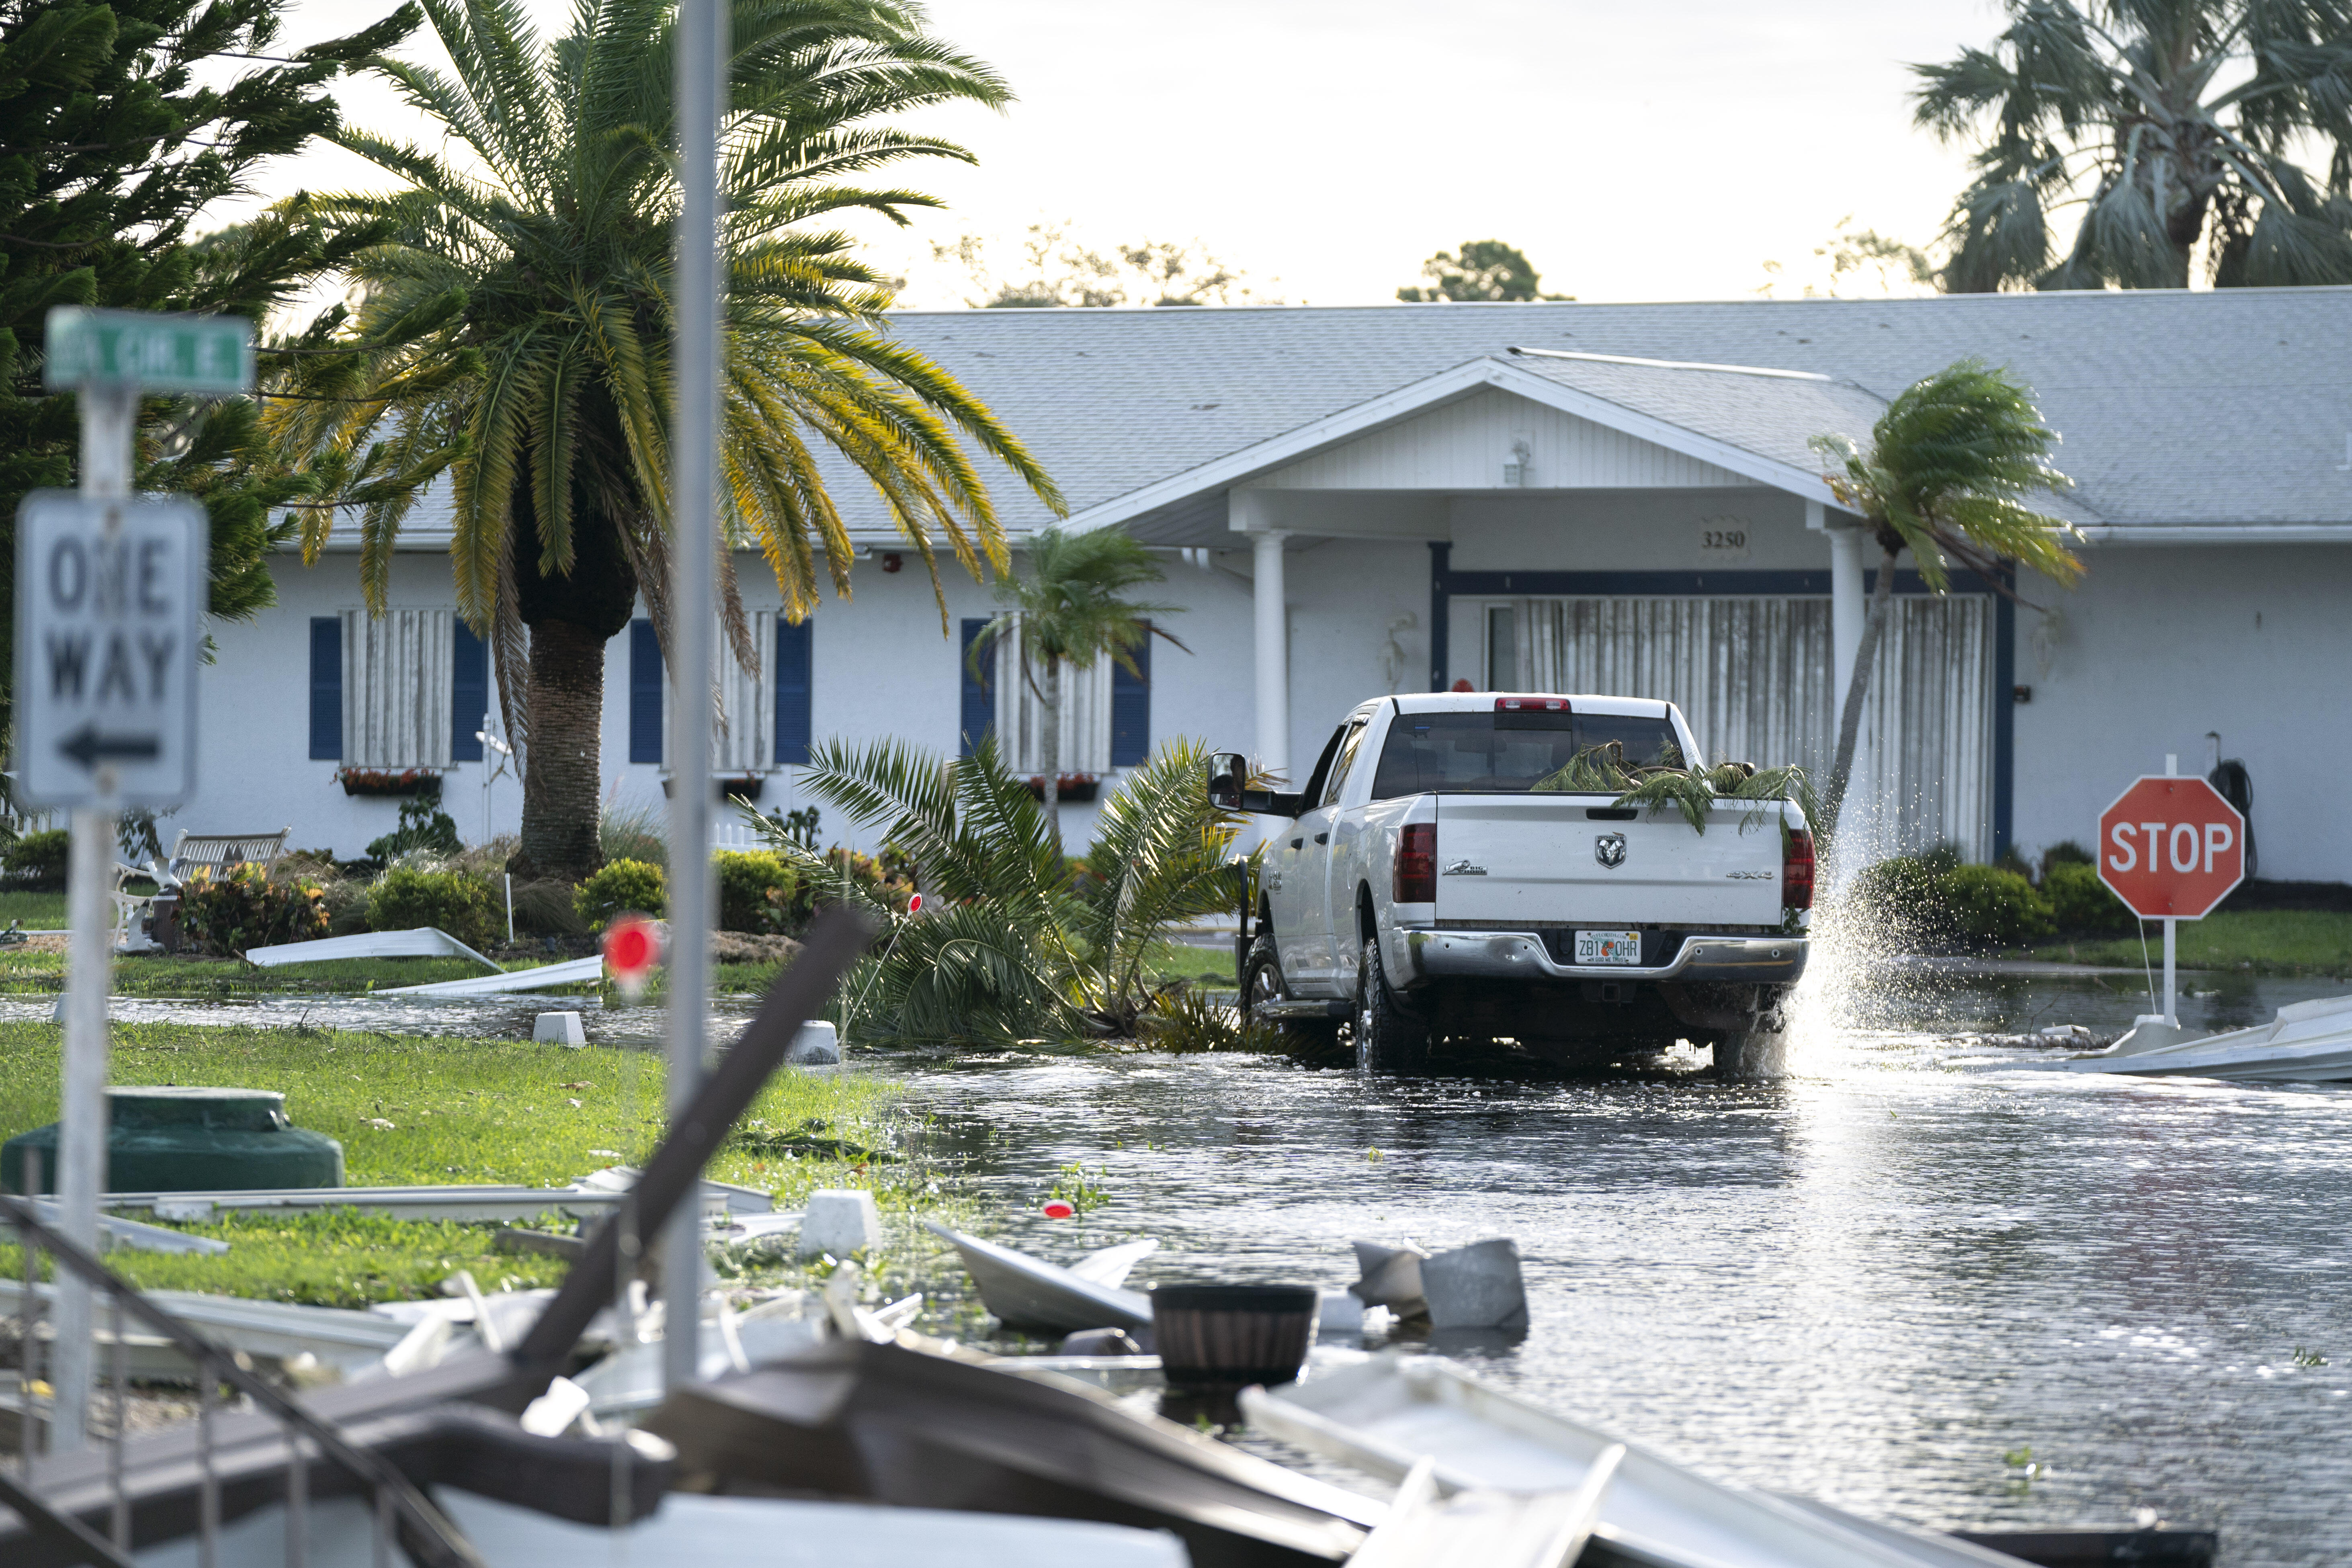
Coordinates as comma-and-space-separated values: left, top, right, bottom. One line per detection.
16, 491, 207, 808
20, 305, 242, 1457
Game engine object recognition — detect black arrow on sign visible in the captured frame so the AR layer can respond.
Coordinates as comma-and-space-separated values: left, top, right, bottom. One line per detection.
58, 724, 160, 770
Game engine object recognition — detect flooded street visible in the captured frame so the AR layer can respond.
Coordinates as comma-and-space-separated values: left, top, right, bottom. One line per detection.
898, 970, 2352, 1568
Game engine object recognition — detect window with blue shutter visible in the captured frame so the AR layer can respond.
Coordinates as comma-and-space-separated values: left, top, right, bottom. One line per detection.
308, 618, 342, 760
451, 622, 488, 761
1110, 625, 1151, 768
629, 618, 664, 765
959, 618, 994, 758
774, 616, 812, 766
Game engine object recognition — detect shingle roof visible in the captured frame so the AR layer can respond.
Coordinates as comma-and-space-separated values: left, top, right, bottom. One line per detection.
866, 289, 2352, 537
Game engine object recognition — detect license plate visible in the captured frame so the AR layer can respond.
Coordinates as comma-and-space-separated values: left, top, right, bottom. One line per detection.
1574, 929, 1643, 966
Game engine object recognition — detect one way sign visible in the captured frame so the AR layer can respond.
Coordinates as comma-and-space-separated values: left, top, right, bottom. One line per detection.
14, 491, 207, 808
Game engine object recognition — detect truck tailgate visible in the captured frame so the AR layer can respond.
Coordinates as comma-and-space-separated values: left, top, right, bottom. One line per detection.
1432, 796, 1786, 926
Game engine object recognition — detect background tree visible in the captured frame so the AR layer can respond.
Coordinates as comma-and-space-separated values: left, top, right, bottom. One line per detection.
1758, 215, 1938, 297
970, 526, 1184, 847
1396, 239, 1572, 301
277, 0, 1063, 879
0, 0, 417, 731
1915, 0, 2352, 291
1809, 361, 2083, 849
928, 221, 1263, 307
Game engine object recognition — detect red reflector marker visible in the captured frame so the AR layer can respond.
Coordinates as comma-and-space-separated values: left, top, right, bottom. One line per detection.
1041, 1201, 1076, 1219
1395, 822, 1437, 903
1494, 697, 1571, 712
602, 916, 664, 1000
1783, 830, 1816, 911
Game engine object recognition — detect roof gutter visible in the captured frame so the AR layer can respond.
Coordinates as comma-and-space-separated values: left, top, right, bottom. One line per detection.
2074, 524, 2352, 545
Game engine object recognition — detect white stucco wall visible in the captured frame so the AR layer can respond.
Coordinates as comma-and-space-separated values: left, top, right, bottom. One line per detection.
185, 545, 1259, 862
2010, 543, 2352, 884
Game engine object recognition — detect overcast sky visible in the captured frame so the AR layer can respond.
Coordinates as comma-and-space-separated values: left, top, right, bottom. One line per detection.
263, 0, 2019, 307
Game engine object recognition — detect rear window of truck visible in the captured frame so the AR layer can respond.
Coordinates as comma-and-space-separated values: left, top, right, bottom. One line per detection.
1367, 711, 1684, 798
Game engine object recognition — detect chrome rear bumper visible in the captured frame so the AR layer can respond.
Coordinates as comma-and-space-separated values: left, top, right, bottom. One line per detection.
1394, 927, 1807, 987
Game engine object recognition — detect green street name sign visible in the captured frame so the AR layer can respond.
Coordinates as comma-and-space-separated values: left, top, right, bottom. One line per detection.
44, 307, 254, 396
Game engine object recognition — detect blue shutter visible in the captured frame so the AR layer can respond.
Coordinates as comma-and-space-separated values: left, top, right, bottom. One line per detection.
308, 618, 342, 760
774, 616, 812, 766
1110, 625, 1151, 768
451, 622, 488, 761
629, 618, 664, 765
959, 618, 994, 758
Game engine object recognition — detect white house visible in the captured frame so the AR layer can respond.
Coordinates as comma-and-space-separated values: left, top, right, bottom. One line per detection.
195, 288, 2352, 880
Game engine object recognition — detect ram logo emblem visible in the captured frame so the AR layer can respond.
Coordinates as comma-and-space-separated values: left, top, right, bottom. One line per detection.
1594, 833, 1627, 869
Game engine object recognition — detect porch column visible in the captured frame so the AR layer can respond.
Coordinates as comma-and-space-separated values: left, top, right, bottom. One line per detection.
1252, 530, 1289, 778
1825, 509, 1865, 730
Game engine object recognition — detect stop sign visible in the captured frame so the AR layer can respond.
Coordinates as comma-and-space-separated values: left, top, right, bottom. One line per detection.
2098, 776, 2245, 920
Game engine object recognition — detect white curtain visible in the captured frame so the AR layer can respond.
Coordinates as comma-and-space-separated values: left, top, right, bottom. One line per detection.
714, 610, 774, 773
1510, 594, 1991, 858
341, 610, 453, 770
993, 619, 1112, 775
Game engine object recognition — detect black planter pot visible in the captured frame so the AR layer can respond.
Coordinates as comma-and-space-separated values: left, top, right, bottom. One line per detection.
1150, 1283, 1318, 1388
338, 771, 442, 799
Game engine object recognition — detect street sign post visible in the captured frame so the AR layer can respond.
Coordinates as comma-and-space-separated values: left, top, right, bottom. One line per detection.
43, 307, 254, 398
19, 304, 246, 1453
14, 492, 207, 808
2098, 759, 2247, 1028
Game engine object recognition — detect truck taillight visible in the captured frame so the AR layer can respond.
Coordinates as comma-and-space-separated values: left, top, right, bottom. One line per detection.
1395, 823, 1437, 903
1783, 829, 1815, 910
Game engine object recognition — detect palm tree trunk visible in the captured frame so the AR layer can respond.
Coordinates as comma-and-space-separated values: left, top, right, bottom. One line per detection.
1041, 654, 1063, 858
518, 618, 608, 880
1820, 542, 1900, 853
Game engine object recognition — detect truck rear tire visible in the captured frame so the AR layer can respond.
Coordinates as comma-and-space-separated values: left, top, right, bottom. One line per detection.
1714, 1008, 1790, 1080
1356, 934, 1431, 1075
1242, 933, 1338, 1051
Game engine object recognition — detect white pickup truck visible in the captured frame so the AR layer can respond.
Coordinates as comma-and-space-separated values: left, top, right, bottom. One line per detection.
1208, 693, 1812, 1078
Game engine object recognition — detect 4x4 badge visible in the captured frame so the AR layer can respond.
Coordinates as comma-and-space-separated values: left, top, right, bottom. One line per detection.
1594, 832, 1627, 869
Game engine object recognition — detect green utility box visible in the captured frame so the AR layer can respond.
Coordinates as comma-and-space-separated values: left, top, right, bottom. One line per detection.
2, 1087, 343, 1194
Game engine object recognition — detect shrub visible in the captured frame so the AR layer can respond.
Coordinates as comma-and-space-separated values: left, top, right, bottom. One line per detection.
2042, 860, 2136, 935
600, 802, 665, 867
366, 799, 462, 862
574, 858, 665, 931
713, 850, 793, 933
366, 866, 502, 951
179, 865, 330, 955
1846, 853, 1953, 944
2040, 839, 2095, 876
1937, 864, 2055, 945
4, 829, 70, 890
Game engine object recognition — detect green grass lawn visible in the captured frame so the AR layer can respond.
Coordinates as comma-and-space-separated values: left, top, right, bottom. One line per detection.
1141, 938, 1237, 989
0, 891, 67, 927
2033, 910, 2352, 976
0, 1019, 928, 1305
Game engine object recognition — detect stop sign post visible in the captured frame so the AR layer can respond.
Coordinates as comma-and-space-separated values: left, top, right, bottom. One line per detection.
2098, 761, 2246, 1026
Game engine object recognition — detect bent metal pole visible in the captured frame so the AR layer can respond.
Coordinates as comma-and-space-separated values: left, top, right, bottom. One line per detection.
53, 382, 135, 1452
662, 0, 725, 1396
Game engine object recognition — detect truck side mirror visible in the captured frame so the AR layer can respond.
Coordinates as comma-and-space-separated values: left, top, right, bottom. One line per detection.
1207, 752, 1247, 810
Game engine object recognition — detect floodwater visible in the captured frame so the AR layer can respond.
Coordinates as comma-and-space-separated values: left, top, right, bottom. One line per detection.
894, 964, 2352, 1567
20, 961, 2352, 1561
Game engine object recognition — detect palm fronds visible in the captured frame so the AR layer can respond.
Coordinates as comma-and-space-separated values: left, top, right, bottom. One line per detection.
743, 734, 1248, 1047
1532, 743, 1817, 835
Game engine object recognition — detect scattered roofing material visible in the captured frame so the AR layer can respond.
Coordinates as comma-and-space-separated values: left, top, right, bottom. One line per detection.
243, 927, 502, 973
1242, 1352, 2014, 1568
923, 1222, 1154, 1333
21, 1197, 228, 1255
644, 1337, 1383, 1568
376, 954, 605, 997
106, 1168, 769, 1226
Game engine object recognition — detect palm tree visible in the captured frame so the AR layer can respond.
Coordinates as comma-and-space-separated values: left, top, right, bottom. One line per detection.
272, 0, 1062, 878
1809, 361, 2084, 847
1915, 0, 2352, 291
969, 526, 1184, 847
752, 733, 1248, 1044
